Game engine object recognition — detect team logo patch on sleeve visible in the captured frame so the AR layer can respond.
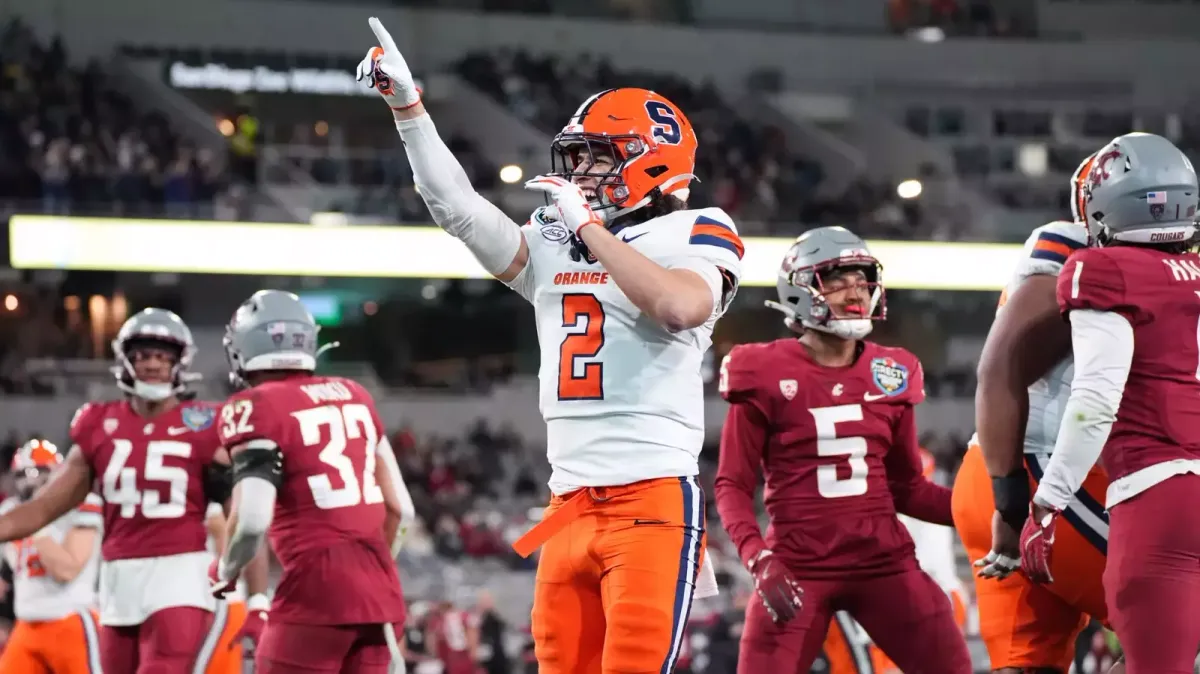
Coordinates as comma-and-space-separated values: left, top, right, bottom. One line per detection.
870, 357, 909, 396
181, 405, 216, 431
779, 379, 798, 400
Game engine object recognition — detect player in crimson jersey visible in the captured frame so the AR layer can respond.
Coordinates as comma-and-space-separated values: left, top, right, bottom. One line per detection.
212, 290, 414, 674
1021, 133, 1200, 674
425, 601, 479, 674
0, 308, 268, 672
714, 226, 971, 673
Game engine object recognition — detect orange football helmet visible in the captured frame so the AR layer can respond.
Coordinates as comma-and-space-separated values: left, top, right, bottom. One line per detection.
550, 88, 697, 221
11, 439, 61, 474
1070, 151, 1097, 226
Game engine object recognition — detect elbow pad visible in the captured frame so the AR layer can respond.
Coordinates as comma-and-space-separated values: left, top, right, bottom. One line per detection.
203, 463, 233, 504
232, 445, 284, 490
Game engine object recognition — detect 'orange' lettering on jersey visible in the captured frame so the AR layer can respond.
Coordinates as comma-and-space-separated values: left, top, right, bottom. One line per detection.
554, 271, 610, 286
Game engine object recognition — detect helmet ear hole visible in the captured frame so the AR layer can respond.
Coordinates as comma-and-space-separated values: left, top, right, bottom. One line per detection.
645, 165, 668, 178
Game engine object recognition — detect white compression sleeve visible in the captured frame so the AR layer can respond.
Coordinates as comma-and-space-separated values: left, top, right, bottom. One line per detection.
1034, 309, 1133, 510
395, 114, 522, 275
375, 436, 415, 557
219, 477, 276, 581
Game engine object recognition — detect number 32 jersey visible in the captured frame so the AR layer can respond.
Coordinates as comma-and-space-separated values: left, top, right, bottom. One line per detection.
219, 375, 406, 626
508, 207, 744, 492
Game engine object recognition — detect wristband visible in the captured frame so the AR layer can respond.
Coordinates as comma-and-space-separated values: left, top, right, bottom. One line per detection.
991, 469, 1031, 530
247, 593, 271, 612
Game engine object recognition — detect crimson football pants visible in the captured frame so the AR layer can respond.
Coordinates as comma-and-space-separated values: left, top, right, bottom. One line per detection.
738, 567, 971, 674
100, 606, 214, 673
1106, 473, 1200, 674
256, 621, 397, 673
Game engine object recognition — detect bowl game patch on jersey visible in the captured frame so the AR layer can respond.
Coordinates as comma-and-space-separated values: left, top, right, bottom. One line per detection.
870, 357, 909, 397
181, 405, 216, 432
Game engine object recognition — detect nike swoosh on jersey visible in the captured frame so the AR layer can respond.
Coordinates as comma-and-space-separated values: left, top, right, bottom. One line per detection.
167, 426, 190, 436
863, 392, 889, 401
621, 231, 649, 244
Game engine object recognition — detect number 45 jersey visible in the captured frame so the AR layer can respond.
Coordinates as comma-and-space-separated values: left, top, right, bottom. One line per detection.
218, 375, 405, 626
69, 399, 224, 625
716, 339, 949, 578
508, 207, 744, 491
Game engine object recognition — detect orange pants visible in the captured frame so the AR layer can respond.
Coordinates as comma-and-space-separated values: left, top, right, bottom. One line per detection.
952, 443, 1109, 670
205, 600, 247, 674
517, 476, 706, 674
0, 609, 102, 673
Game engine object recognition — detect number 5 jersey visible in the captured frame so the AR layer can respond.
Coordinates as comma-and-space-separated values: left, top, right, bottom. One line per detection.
507, 206, 744, 493
715, 338, 952, 576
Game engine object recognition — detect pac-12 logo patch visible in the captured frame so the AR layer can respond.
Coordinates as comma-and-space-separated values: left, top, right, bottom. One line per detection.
869, 357, 909, 397
181, 405, 216, 432
778, 379, 798, 400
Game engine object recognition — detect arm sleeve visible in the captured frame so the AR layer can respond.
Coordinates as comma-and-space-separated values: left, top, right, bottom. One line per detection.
68, 493, 104, 529
395, 114, 524, 277
1034, 309, 1133, 510
221, 477, 277, 580
713, 400, 770, 567
885, 406, 953, 525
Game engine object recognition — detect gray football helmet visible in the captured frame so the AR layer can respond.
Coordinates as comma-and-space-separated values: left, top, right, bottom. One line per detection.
224, 290, 335, 388
1080, 132, 1199, 246
111, 308, 198, 401
765, 226, 885, 340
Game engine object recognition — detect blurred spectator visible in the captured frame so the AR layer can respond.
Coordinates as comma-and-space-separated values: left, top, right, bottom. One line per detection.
457, 49, 922, 236
0, 19, 221, 217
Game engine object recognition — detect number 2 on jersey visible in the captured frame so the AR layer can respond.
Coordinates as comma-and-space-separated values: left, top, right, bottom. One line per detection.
293, 404, 384, 510
810, 405, 869, 498
558, 294, 606, 401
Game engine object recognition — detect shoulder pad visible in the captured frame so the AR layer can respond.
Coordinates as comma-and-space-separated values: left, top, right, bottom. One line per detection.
1056, 247, 1140, 319
719, 342, 775, 402
68, 401, 113, 445
685, 208, 744, 267
1015, 221, 1089, 281
864, 345, 926, 405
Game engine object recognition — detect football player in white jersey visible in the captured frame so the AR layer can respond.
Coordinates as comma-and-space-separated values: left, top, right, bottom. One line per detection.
0, 439, 103, 673
356, 17, 739, 674
951, 152, 1111, 674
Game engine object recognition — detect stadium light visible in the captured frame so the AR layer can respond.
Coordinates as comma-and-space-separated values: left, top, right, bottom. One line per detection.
8, 215, 1024, 291
499, 165, 524, 184
896, 179, 923, 200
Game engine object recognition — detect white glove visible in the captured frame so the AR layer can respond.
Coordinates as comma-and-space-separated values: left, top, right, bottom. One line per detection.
524, 175, 603, 236
355, 17, 421, 110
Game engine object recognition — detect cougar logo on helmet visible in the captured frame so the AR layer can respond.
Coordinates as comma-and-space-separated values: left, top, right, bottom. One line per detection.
1079, 133, 1199, 246
549, 88, 698, 224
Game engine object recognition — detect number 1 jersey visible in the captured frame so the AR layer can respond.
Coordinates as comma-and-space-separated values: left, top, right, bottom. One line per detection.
219, 375, 405, 626
508, 207, 743, 492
